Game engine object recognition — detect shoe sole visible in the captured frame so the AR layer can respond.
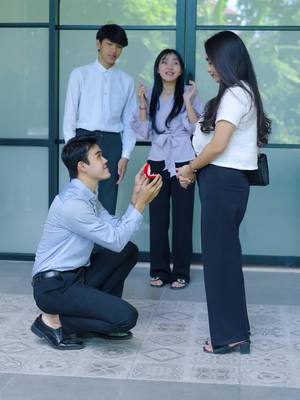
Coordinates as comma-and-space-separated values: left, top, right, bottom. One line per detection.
31, 324, 84, 350
98, 332, 133, 341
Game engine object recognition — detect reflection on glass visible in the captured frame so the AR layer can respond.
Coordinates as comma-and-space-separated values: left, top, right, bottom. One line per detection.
0, 147, 48, 253
0, 29, 48, 139
59, 30, 175, 138
196, 30, 300, 144
197, 0, 300, 26
60, 0, 176, 25
0, 0, 49, 22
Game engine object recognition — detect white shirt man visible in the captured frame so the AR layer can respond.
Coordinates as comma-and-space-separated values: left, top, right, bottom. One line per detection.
63, 24, 137, 214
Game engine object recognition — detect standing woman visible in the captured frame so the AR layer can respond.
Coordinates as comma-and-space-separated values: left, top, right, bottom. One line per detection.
132, 49, 202, 289
177, 31, 271, 352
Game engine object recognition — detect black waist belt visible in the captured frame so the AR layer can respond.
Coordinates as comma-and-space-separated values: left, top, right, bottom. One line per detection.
32, 267, 84, 285
32, 270, 62, 284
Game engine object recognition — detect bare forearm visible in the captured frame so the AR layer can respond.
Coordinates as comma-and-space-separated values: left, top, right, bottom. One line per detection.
139, 107, 147, 122
185, 100, 198, 124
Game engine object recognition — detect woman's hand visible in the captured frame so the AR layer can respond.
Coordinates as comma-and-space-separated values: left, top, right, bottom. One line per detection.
137, 84, 147, 107
183, 80, 197, 104
176, 165, 196, 189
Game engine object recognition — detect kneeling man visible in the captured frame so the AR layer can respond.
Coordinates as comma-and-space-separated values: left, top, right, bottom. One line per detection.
31, 134, 162, 350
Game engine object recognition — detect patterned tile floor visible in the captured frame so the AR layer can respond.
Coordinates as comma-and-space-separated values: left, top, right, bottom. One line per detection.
1, 293, 300, 388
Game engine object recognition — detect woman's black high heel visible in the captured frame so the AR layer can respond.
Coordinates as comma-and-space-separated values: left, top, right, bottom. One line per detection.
205, 334, 251, 346
203, 340, 250, 354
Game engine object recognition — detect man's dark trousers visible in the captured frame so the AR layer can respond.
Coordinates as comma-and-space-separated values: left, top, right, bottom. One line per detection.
76, 128, 122, 215
33, 242, 138, 335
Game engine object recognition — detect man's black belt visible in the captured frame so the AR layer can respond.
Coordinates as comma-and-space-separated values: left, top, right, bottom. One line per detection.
32, 267, 84, 285
32, 270, 62, 284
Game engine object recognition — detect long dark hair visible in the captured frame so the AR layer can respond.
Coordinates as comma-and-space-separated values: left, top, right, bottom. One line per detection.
149, 49, 185, 134
201, 31, 271, 146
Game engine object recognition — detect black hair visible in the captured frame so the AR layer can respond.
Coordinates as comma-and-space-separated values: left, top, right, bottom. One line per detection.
96, 24, 128, 47
201, 30, 271, 146
149, 49, 185, 134
61, 135, 98, 179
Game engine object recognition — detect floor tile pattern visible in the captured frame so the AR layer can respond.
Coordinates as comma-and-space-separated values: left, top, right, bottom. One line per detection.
0, 294, 299, 388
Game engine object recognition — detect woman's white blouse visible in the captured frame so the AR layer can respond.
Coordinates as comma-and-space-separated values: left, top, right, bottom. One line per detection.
192, 86, 258, 170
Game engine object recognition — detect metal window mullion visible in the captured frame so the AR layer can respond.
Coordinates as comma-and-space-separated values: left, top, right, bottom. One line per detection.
48, 0, 60, 206
184, 0, 197, 80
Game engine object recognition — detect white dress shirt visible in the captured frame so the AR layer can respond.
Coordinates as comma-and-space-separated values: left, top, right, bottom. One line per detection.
32, 179, 143, 276
63, 60, 137, 159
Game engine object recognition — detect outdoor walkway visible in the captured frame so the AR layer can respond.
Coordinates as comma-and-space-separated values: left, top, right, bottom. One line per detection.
0, 260, 299, 400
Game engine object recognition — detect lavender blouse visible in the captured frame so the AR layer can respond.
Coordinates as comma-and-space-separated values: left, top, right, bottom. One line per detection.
131, 86, 202, 176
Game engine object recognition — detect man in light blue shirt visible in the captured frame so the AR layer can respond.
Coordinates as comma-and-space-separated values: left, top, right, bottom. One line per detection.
31, 134, 162, 350
63, 24, 136, 215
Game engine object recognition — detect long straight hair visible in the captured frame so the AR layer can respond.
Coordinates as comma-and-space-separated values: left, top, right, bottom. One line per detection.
201, 31, 271, 146
149, 49, 185, 134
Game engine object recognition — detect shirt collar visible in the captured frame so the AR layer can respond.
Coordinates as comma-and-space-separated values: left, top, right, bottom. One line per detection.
71, 179, 97, 202
94, 59, 115, 73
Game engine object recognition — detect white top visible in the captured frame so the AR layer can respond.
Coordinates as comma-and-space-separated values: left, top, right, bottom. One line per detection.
63, 60, 137, 159
192, 85, 258, 170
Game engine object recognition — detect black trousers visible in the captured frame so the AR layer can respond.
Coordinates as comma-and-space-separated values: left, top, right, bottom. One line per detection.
33, 242, 138, 335
76, 129, 122, 215
198, 164, 250, 347
148, 160, 195, 283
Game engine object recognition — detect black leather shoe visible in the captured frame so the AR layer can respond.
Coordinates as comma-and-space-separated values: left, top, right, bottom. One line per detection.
31, 315, 84, 350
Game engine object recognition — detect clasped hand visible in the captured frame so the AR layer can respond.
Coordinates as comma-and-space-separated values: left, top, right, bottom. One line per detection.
176, 165, 196, 189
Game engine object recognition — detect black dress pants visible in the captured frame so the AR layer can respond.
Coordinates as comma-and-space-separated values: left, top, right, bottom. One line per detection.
148, 160, 195, 283
76, 129, 122, 215
33, 242, 138, 335
198, 164, 250, 347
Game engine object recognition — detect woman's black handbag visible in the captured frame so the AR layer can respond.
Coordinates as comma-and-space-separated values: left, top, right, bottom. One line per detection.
245, 153, 269, 186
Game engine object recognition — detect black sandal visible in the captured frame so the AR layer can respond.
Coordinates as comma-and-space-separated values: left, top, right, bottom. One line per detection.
203, 340, 250, 354
150, 276, 167, 287
170, 278, 187, 289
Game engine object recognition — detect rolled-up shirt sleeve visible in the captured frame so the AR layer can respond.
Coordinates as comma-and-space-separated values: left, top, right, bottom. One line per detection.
131, 87, 152, 140
131, 108, 151, 140
62, 199, 143, 252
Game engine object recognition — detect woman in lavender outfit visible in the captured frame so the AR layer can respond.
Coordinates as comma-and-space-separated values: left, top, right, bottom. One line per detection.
132, 49, 202, 289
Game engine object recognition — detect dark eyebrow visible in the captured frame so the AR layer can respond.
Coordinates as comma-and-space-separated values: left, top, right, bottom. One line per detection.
95, 150, 103, 157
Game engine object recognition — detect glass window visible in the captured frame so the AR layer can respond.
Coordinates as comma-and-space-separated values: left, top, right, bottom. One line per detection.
0, 0, 49, 23
60, 0, 176, 25
196, 30, 300, 144
59, 30, 176, 138
197, 0, 300, 26
0, 28, 48, 139
0, 147, 48, 253
242, 148, 300, 256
